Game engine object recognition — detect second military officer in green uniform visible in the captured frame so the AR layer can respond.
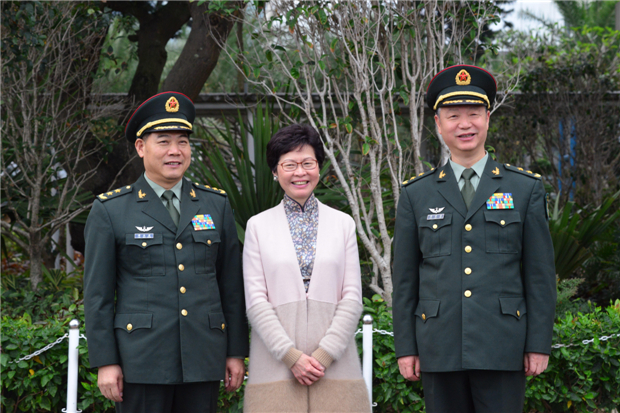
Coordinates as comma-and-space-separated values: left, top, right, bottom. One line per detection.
392, 66, 556, 413
84, 92, 249, 413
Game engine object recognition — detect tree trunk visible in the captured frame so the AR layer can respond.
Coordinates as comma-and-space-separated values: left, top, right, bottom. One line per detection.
73, 2, 244, 255
161, 2, 242, 100
29, 231, 43, 290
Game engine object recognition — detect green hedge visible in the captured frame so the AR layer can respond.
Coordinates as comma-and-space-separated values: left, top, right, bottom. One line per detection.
2, 290, 618, 412
360, 295, 620, 413
0, 283, 245, 413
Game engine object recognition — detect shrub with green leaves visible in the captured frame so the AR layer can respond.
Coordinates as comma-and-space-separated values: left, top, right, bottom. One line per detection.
525, 300, 620, 412
359, 295, 620, 413
1, 271, 246, 412
357, 295, 425, 412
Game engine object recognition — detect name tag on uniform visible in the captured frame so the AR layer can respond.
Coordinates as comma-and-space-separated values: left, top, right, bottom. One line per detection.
192, 214, 215, 230
427, 214, 445, 220
134, 233, 154, 239
487, 193, 514, 209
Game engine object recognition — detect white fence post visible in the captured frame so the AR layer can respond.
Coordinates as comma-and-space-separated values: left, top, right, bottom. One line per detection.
63, 319, 80, 413
362, 314, 373, 409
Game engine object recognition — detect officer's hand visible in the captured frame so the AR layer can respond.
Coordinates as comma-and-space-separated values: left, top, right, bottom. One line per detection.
524, 352, 549, 377
291, 354, 325, 386
398, 355, 421, 381
224, 358, 245, 392
98, 364, 124, 402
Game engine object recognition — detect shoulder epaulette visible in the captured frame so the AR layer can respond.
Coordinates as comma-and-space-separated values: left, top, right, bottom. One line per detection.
97, 185, 133, 202
503, 164, 542, 179
192, 182, 227, 196
402, 168, 437, 187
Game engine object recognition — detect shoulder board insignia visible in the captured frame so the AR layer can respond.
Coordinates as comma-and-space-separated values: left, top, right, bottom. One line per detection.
192, 182, 227, 196
97, 185, 132, 202
402, 168, 436, 186
504, 164, 542, 179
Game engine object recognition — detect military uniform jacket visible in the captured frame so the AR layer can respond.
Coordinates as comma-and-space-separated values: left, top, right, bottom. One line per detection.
392, 159, 556, 372
84, 175, 249, 384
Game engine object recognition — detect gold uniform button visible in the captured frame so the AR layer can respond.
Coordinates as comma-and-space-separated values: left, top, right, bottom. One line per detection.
432, 224, 438, 230
176, 243, 182, 250
142, 242, 147, 247
127, 324, 133, 331
517, 310, 521, 317
207, 240, 212, 246
180, 286, 186, 294
464, 290, 472, 298
465, 224, 472, 231
422, 314, 426, 320
464, 267, 472, 275
221, 323, 226, 330
464, 246, 472, 253
178, 264, 185, 271
500, 220, 506, 226
181, 309, 188, 316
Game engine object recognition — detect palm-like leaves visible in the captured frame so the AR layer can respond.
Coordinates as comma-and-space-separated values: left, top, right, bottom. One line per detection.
549, 191, 620, 280
188, 106, 283, 243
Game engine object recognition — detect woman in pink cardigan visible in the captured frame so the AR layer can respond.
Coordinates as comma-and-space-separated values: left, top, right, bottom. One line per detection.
242, 124, 370, 412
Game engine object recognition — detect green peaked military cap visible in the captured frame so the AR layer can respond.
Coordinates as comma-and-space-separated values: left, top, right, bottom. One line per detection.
426, 65, 497, 111
125, 91, 196, 142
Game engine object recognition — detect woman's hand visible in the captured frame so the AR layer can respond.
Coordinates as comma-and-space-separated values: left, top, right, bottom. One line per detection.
291, 354, 325, 385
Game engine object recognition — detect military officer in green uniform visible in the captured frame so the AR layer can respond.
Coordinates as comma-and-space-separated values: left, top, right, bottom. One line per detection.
392, 66, 556, 413
84, 92, 249, 413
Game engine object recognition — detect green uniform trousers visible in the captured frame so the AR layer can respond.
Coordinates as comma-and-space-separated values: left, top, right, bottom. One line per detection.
116, 381, 219, 413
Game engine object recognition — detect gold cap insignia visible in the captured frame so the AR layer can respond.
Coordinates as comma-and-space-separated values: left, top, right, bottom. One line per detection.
190, 189, 196, 198
492, 167, 500, 175
165, 97, 180, 113
455, 69, 471, 86
138, 189, 146, 199
439, 170, 446, 179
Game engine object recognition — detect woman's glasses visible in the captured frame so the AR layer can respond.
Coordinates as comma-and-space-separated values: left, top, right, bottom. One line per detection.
278, 159, 318, 172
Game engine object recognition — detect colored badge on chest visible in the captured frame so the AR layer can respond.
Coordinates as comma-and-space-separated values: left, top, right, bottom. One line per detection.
134, 233, 154, 239
192, 214, 215, 230
486, 193, 514, 209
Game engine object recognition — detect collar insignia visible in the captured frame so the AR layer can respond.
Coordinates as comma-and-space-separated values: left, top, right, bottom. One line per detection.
190, 189, 196, 198
138, 189, 146, 199
492, 167, 500, 175
439, 170, 446, 179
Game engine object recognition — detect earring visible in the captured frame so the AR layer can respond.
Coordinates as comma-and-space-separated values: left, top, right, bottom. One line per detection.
273, 175, 278, 181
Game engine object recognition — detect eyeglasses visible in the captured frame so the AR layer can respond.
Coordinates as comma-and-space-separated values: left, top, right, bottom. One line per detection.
278, 159, 318, 172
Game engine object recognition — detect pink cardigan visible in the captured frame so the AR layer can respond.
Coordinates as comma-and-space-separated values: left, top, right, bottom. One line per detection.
242, 200, 370, 412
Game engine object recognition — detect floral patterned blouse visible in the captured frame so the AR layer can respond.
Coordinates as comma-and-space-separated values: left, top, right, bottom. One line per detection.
283, 193, 319, 293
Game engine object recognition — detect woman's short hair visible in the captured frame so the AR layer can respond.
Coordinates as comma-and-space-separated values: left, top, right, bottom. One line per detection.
266, 124, 325, 172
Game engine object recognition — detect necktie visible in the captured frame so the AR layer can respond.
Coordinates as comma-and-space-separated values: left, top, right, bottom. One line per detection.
162, 190, 179, 227
461, 168, 476, 210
